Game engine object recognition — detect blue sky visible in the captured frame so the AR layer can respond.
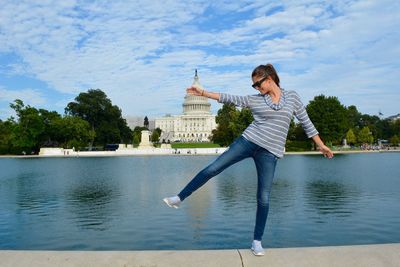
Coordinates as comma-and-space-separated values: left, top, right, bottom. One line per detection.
0, 0, 399, 121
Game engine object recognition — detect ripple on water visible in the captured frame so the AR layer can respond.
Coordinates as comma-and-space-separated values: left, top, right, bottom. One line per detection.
1, 154, 400, 250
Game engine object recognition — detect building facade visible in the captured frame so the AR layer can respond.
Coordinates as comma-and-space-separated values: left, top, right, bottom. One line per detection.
155, 71, 217, 142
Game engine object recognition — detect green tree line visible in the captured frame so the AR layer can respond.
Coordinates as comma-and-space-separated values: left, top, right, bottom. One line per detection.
0, 89, 132, 155
1, 90, 399, 155
211, 95, 400, 151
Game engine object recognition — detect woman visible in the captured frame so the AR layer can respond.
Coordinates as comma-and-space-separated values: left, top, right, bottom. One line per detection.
163, 64, 333, 256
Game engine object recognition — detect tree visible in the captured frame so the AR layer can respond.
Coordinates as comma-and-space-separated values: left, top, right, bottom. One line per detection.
1, 99, 97, 154
151, 127, 162, 143
346, 105, 361, 130
390, 135, 399, 146
10, 99, 45, 153
54, 116, 95, 149
306, 95, 347, 145
358, 126, 373, 144
0, 119, 15, 154
389, 119, 400, 139
133, 135, 140, 145
375, 119, 391, 140
358, 114, 380, 141
235, 108, 253, 136
132, 126, 148, 145
65, 89, 132, 147
286, 119, 313, 151
346, 129, 357, 145
38, 109, 62, 147
211, 105, 254, 146
211, 104, 240, 146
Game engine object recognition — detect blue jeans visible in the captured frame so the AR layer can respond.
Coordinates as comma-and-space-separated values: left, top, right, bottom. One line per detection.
178, 136, 278, 241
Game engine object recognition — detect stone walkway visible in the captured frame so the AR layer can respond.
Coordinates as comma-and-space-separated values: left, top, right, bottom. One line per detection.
1, 243, 399, 267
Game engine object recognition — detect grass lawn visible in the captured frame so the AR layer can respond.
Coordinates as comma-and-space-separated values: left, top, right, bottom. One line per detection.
171, 142, 221, 148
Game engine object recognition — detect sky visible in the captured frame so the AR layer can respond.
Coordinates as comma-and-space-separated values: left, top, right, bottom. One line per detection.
0, 0, 399, 121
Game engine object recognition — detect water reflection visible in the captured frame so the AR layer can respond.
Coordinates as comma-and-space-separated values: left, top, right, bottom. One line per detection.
218, 175, 241, 201
216, 159, 257, 208
1, 153, 399, 250
270, 178, 296, 210
15, 173, 59, 217
305, 180, 358, 217
216, 159, 298, 211
67, 179, 119, 231
186, 188, 213, 242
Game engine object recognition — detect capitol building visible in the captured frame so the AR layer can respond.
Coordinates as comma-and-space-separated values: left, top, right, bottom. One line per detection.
155, 71, 217, 142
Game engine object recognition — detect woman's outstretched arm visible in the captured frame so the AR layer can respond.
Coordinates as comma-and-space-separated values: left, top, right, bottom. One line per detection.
187, 86, 220, 101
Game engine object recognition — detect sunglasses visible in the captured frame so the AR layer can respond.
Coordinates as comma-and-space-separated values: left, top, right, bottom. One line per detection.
252, 76, 269, 89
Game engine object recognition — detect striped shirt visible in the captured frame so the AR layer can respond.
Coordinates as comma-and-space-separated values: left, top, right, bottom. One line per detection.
218, 89, 318, 158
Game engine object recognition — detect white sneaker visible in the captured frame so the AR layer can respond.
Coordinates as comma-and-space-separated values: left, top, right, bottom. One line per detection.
251, 240, 265, 256
163, 196, 181, 209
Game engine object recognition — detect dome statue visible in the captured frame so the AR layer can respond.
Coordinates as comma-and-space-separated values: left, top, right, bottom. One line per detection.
182, 70, 211, 115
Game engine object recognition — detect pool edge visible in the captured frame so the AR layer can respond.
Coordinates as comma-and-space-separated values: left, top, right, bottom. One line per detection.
0, 243, 399, 267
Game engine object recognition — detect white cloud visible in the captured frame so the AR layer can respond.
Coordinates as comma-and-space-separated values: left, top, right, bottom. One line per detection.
0, 0, 399, 119
0, 87, 46, 107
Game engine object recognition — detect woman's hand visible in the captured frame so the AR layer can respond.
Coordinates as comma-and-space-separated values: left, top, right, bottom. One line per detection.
318, 144, 334, 158
186, 86, 204, 96
312, 135, 334, 159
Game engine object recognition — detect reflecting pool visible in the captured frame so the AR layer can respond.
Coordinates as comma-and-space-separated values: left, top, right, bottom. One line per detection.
0, 152, 399, 250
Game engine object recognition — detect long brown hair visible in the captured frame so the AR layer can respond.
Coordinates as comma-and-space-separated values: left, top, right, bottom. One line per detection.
252, 64, 280, 87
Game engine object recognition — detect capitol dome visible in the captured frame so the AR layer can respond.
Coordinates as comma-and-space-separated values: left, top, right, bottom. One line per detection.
155, 69, 216, 142
182, 70, 211, 115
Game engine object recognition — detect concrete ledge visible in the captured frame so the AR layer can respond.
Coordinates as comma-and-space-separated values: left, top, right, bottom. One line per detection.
1, 244, 399, 267
240, 243, 400, 267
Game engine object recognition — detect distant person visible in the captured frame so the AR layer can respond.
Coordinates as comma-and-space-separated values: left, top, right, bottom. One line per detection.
164, 64, 333, 256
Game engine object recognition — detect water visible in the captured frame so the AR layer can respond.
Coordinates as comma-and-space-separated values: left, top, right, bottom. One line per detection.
0, 153, 399, 250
